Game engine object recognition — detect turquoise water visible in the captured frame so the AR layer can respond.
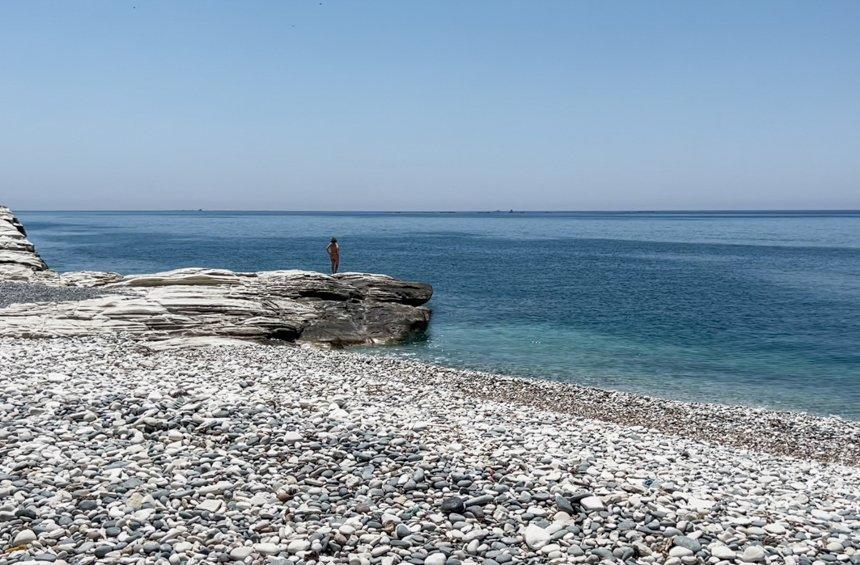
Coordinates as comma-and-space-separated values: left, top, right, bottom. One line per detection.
17, 210, 860, 419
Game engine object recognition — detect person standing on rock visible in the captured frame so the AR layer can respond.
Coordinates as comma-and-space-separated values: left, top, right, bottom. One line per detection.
326, 237, 340, 274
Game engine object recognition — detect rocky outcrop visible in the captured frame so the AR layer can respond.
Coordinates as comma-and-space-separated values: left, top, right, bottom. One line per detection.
0, 206, 52, 281
0, 206, 433, 346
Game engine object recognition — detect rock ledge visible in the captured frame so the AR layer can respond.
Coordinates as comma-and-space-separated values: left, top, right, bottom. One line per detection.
0, 206, 432, 345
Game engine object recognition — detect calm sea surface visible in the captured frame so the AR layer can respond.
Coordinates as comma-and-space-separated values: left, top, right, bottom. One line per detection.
17, 210, 860, 419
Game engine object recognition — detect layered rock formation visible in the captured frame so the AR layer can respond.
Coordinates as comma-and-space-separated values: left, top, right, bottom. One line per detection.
0, 206, 432, 345
0, 206, 51, 280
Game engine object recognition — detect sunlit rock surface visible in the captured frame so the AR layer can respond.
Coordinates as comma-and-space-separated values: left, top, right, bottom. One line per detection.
0, 206, 432, 345
0, 205, 52, 281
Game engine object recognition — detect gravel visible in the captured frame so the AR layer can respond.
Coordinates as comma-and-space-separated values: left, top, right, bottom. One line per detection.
424, 360, 860, 466
0, 282, 105, 309
0, 336, 858, 564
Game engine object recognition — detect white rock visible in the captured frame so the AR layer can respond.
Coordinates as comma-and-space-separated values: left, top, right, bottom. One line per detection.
686, 497, 715, 513
524, 523, 550, 549
196, 499, 223, 513
741, 545, 766, 562
424, 553, 446, 565
198, 481, 233, 495
669, 546, 692, 557
13, 529, 37, 545
126, 492, 144, 510
579, 495, 604, 511
764, 523, 786, 535
287, 539, 310, 553
540, 543, 561, 554
825, 541, 844, 552
229, 546, 253, 560
254, 542, 280, 555
811, 509, 831, 520
133, 508, 156, 521
710, 544, 736, 559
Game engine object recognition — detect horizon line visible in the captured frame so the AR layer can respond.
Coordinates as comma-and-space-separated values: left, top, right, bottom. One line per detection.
11, 208, 860, 214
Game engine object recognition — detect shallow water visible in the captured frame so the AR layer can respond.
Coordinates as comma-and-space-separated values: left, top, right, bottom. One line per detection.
17, 210, 860, 419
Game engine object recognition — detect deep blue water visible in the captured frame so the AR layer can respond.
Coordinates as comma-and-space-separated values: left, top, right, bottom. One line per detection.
16, 210, 860, 419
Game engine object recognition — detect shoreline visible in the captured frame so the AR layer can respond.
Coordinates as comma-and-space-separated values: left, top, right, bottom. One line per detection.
360, 351, 860, 467
1, 336, 858, 564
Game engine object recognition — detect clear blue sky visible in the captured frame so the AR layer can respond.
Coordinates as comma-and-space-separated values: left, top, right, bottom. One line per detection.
1, 1, 858, 210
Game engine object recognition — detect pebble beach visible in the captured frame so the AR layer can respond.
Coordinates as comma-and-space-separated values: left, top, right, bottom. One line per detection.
1, 337, 858, 565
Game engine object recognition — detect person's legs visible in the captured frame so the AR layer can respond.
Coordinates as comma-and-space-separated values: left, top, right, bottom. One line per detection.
333, 258, 340, 274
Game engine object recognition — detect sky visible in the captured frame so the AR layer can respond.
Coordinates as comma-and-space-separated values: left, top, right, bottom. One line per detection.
1, 1, 858, 211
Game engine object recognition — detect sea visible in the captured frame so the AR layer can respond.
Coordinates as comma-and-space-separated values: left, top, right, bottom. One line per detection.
16, 210, 860, 420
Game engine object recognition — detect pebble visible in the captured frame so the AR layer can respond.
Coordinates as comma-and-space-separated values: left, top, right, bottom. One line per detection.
578, 495, 604, 511
523, 524, 550, 549
424, 553, 446, 565
440, 496, 466, 514
229, 546, 253, 560
742, 545, 767, 562
0, 336, 857, 564
674, 535, 701, 552
711, 544, 737, 559
0, 282, 105, 308
196, 499, 222, 513
287, 539, 310, 553
13, 529, 37, 545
